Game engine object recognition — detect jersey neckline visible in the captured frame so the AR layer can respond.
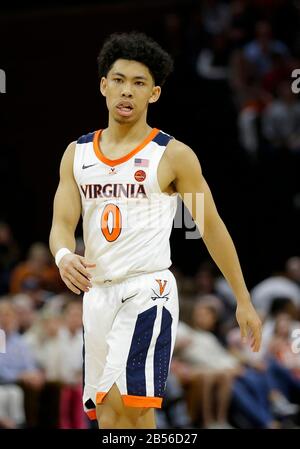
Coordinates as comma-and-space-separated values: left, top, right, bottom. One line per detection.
93, 128, 160, 167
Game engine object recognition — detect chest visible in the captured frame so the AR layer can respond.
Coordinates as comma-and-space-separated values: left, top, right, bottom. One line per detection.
78, 148, 176, 196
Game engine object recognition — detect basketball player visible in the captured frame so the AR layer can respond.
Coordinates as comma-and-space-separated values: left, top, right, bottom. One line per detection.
49, 32, 262, 429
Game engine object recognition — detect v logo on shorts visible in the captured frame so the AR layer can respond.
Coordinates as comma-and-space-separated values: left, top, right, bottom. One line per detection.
151, 279, 170, 301
155, 279, 167, 295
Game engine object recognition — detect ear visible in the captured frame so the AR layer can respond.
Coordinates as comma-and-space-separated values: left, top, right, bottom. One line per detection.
100, 77, 107, 97
149, 85, 161, 104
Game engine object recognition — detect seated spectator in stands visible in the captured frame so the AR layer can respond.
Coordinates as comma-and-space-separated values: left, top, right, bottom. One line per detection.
175, 300, 242, 428
176, 299, 299, 428
262, 80, 300, 153
251, 257, 300, 316
0, 300, 44, 387
59, 300, 86, 429
227, 320, 300, 425
260, 297, 300, 358
0, 300, 44, 427
243, 21, 289, 77
9, 242, 64, 295
12, 294, 37, 334
24, 301, 85, 428
28, 311, 63, 382
268, 313, 300, 379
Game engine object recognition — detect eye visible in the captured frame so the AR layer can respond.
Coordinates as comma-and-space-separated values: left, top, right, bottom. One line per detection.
135, 81, 145, 86
114, 78, 123, 83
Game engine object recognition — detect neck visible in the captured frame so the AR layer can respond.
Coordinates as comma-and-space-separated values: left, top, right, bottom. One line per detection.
105, 112, 152, 143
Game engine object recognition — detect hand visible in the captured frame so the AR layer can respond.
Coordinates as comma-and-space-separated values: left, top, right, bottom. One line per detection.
58, 253, 96, 295
236, 300, 262, 352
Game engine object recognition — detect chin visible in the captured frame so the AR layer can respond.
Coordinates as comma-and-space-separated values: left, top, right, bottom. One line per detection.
114, 115, 135, 125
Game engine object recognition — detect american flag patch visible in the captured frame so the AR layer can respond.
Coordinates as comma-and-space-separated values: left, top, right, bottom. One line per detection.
134, 158, 149, 167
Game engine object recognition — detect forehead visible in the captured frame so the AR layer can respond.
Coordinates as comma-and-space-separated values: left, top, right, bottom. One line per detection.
108, 58, 153, 80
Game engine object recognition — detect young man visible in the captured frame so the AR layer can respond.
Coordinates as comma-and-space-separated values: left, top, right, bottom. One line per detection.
49, 32, 262, 429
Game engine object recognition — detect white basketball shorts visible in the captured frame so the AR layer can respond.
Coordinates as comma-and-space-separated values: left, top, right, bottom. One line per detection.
82, 268, 179, 420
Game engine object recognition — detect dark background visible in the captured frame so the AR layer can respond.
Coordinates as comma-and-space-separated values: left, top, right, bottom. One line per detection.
0, 0, 299, 288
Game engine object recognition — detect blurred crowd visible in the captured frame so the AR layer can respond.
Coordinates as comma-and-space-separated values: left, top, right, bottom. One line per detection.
166, 0, 300, 157
0, 220, 300, 429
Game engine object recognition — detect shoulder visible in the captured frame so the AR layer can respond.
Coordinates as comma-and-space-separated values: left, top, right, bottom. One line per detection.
63, 130, 96, 162
165, 138, 202, 174
59, 141, 77, 175
61, 140, 76, 162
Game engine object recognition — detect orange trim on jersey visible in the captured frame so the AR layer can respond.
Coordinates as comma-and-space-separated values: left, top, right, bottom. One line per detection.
93, 128, 160, 167
122, 395, 163, 408
86, 409, 97, 420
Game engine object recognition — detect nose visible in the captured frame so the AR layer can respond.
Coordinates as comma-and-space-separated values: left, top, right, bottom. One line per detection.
121, 83, 133, 98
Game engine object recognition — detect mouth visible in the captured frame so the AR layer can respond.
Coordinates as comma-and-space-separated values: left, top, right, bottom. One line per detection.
116, 101, 134, 117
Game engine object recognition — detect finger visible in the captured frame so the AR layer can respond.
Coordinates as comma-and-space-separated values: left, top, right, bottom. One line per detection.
66, 273, 90, 292
70, 267, 92, 288
254, 329, 262, 352
75, 263, 93, 280
64, 278, 81, 295
79, 257, 96, 268
250, 325, 261, 352
239, 323, 248, 344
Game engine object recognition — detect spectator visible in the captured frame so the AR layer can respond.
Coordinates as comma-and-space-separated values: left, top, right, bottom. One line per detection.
262, 80, 300, 152
10, 242, 64, 295
0, 300, 44, 427
251, 257, 300, 315
268, 314, 300, 379
244, 21, 289, 77
59, 301, 86, 429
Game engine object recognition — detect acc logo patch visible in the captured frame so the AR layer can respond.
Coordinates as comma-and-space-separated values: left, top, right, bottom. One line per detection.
134, 170, 146, 182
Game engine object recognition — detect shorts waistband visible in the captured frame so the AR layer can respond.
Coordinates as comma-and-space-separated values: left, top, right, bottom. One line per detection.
92, 269, 170, 288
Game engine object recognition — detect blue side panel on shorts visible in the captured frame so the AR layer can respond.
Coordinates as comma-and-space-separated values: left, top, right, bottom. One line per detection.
126, 305, 157, 397
153, 306, 172, 397
152, 131, 173, 147
77, 132, 95, 144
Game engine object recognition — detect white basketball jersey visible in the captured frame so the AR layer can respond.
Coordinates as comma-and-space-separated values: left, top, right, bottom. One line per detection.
73, 128, 178, 283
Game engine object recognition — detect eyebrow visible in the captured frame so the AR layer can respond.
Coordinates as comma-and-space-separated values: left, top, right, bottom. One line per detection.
112, 72, 148, 80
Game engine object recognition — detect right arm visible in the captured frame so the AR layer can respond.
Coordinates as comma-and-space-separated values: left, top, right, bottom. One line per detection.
49, 142, 95, 294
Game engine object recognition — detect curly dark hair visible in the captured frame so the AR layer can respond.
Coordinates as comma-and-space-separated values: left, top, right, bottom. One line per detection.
97, 32, 174, 86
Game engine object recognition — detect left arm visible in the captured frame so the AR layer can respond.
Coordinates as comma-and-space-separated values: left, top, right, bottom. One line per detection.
168, 140, 262, 352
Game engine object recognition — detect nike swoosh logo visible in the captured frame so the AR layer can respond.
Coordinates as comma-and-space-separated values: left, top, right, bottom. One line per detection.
82, 163, 98, 169
121, 293, 138, 303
